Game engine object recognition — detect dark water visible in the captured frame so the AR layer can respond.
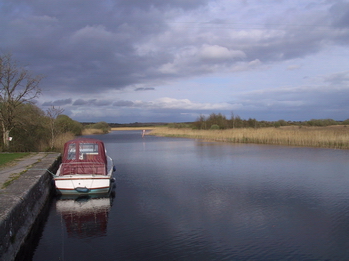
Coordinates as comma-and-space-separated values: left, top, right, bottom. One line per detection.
29, 130, 349, 260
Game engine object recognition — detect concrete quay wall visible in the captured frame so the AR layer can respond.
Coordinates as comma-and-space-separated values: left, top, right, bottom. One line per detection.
0, 153, 60, 261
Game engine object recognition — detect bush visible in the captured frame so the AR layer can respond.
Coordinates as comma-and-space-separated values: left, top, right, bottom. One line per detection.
274, 122, 281, 128
168, 123, 191, 128
6, 104, 50, 152
210, 124, 220, 130
56, 115, 83, 136
84, 121, 110, 134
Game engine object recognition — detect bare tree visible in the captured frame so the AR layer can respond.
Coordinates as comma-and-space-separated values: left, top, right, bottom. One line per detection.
46, 106, 64, 150
0, 53, 42, 149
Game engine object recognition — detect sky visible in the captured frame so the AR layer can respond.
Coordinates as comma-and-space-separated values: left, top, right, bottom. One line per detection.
1, 0, 349, 123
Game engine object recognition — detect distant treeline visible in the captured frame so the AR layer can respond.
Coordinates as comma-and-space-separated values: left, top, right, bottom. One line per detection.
167, 113, 349, 130
0, 104, 111, 152
0, 104, 83, 152
107, 122, 167, 128
82, 121, 110, 133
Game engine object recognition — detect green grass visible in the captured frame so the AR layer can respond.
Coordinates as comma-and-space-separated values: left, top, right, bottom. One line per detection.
0, 152, 30, 166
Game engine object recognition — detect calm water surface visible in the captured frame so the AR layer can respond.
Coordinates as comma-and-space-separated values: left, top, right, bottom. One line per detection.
30, 130, 349, 260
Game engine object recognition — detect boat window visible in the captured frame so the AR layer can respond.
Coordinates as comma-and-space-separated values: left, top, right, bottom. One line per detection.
79, 143, 99, 160
67, 144, 76, 160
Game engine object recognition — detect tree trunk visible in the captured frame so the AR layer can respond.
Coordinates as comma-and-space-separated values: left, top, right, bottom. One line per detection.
2, 121, 10, 149
50, 124, 55, 150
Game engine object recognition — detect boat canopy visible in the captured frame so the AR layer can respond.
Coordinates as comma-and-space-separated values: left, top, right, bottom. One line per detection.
60, 138, 108, 176
62, 138, 107, 165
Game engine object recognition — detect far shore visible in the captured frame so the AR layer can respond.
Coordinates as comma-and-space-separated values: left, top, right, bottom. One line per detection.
147, 126, 349, 150
111, 127, 155, 131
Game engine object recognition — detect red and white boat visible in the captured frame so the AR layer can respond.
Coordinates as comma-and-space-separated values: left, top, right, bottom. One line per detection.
54, 138, 115, 195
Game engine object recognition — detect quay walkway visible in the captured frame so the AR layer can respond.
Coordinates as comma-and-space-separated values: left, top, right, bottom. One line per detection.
0, 152, 60, 261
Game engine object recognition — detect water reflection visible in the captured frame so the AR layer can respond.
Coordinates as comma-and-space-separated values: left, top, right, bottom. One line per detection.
56, 194, 114, 239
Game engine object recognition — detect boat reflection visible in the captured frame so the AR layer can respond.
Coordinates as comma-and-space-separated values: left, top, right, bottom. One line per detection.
56, 193, 114, 238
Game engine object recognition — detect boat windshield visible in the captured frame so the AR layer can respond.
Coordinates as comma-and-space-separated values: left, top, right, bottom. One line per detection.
67, 144, 76, 160
66, 142, 99, 160
79, 143, 99, 160
63, 138, 107, 165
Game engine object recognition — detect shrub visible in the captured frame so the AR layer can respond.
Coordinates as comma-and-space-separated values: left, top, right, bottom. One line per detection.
84, 121, 110, 134
56, 115, 83, 136
168, 123, 191, 128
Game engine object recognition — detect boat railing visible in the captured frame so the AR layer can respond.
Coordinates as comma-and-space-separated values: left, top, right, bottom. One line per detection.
60, 162, 107, 176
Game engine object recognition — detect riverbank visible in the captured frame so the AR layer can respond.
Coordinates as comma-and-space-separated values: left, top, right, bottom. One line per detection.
148, 126, 349, 149
0, 153, 60, 261
111, 127, 155, 131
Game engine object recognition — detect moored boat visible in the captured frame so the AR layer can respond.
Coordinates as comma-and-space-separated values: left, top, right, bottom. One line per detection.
54, 138, 115, 195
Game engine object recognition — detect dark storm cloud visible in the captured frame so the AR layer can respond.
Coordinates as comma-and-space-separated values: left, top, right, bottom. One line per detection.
2, 0, 349, 123
330, 1, 349, 29
0, 0, 209, 95
115, 0, 209, 10
1, 0, 348, 95
72, 99, 112, 106
42, 98, 72, 106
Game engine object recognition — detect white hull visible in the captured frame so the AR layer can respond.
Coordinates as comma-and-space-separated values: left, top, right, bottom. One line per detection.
54, 156, 114, 195
54, 175, 112, 194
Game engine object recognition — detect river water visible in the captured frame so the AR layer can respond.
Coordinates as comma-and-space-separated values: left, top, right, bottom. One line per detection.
26, 130, 349, 260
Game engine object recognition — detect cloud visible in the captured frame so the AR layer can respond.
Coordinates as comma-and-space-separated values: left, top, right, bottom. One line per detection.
41, 98, 113, 107
123, 97, 236, 111
42, 99, 72, 106
159, 45, 247, 75
329, 1, 349, 29
71, 25, 113, 41
114, 0, 209, 11
323, 71, 349, 85
113, 100, 135, 107
2, 0, 349, 123
229, 84, 349, 120
287, 64, 301, 71
135, 87, 155, 91
4, 0, 343, 92
199, 44, 246, 60
71, 99, 112, 106
72, 99, 89, 106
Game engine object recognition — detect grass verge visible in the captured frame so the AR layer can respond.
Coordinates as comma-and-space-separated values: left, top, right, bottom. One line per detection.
1, 169, 28, 189
0, 152, 30, 167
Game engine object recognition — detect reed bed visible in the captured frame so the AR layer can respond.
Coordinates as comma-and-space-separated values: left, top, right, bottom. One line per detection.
82, 128, 106, 135
148, 126, 349, 149
51, 132, 75, 153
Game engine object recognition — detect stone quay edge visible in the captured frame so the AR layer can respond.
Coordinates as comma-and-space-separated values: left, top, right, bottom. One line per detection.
0, 152, 61, 261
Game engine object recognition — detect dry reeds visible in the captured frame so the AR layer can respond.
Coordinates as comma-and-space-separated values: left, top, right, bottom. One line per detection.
148, 126, 349, 149
52, 132, 75, 153
82, 128, 106, 135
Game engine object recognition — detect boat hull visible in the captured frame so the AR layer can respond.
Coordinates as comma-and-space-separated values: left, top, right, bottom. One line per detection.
54, 138, 115, 195
54, 175, 112, 195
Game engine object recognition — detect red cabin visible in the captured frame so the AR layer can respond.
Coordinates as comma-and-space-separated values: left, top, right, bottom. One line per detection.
60, 138, 107, 176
